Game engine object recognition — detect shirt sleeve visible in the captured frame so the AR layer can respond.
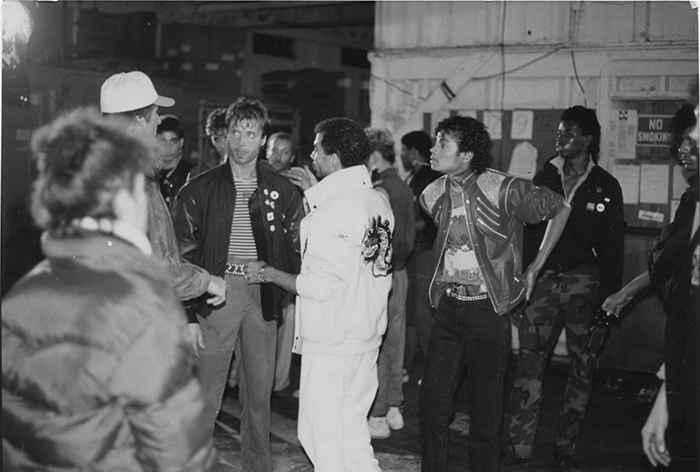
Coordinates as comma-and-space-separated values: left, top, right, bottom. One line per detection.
505, 177, 566, 224
295, 210, 353, 302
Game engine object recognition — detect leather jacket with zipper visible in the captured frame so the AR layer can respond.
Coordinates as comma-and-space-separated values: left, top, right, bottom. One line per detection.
420, 168, 565, 315
172, 160, 303, 321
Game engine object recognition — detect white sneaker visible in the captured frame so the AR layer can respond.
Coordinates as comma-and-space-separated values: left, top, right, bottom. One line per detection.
402, 368, 410, 384
386, 407, 405, 430
367, 416, 391, 439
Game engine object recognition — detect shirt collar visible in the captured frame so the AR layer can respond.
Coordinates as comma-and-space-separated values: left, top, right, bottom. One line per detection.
304, 165, 372, 211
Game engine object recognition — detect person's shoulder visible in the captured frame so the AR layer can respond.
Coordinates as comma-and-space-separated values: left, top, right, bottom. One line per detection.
590, 165, 623, 192
259, 165, 296, 191
181, 163, 224, 193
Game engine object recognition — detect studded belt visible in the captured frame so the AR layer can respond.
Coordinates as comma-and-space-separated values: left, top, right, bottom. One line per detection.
225, 263, 246, 276
445, 286, 488, 302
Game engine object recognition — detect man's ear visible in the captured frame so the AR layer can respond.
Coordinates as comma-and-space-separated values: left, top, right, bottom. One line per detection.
460, 151, 474, 165
261, 135, 267, 150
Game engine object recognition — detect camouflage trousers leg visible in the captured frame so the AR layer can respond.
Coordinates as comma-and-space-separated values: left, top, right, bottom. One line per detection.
506, 266, 600, 459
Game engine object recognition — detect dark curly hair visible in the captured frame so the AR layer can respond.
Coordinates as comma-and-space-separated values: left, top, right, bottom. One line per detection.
314, 118, 369, 168
225, 97, 270, 136
435, 115, 492, 175
205, 108, 227, 136
670, 103, 697, 161
31, 106, 151, 235
560, 106, 601, 162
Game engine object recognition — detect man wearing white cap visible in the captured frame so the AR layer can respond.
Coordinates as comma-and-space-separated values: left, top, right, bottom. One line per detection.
100, 71, 226, 353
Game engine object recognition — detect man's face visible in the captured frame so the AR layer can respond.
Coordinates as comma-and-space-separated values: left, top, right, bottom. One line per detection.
227, 119, 266, 167
266, 136, 294, 173
430, 131, 470, 176
678, 126, 699, 173
209, 131, 227, 159
156, 130, 183, 170
555, 120, 590, 159
400, 144, 415, 171
311, 133, 335, 178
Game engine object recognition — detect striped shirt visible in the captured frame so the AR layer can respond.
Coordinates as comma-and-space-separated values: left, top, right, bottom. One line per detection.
228, 178, 258, 258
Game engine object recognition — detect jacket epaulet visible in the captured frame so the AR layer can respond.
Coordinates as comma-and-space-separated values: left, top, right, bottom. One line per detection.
476, 169, 508, 208
422, 175, 448, 213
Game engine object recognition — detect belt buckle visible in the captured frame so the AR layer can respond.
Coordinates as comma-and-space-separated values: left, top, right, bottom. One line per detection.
225, 263, 245, 276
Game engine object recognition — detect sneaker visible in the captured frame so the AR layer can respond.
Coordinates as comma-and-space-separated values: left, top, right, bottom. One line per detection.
386, 407, 405, 430
367, 416, 391, 439
553, 452, 581, 472
402, 368, 410, 384
500, 455, 530, 470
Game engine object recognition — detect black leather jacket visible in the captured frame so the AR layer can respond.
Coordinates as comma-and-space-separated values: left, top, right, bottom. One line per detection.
172, 160, 303, 321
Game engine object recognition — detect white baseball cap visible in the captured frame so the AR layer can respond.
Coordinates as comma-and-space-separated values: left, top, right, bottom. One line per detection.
100, 71, 175, 114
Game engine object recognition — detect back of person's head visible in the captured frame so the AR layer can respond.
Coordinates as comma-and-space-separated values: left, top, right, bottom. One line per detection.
157, 114, 184, 139
100, 71, 173, 122
225, 97, 270, 135
561, 106, 601, 162
206, 108, 227, 137
31, 107, 150, 235
435, 115, 492, 175
670, 103, 697, 161
315, 118, 370, 168
401, 131, 432, 160
364, 128, 395, 164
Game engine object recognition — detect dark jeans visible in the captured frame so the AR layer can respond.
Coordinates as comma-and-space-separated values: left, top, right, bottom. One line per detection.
420, 295, 511, 472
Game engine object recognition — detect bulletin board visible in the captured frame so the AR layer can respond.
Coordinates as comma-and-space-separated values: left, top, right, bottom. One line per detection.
608, 99, 687, 229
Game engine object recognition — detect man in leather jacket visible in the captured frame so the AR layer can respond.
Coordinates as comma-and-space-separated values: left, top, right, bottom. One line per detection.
172, 97, 303, 472
418, 115, 570, 472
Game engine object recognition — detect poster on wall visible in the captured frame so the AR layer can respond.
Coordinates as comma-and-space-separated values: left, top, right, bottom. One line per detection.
613, 164, 640, 205
510, 110, 534, 140
609, 110, 638, 159
482, 111, 502, 140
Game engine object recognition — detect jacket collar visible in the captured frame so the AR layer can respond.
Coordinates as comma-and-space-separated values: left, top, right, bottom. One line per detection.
305, 165, 372, 211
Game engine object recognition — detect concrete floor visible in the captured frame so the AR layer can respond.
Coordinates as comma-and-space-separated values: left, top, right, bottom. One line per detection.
212, 354, 661, 471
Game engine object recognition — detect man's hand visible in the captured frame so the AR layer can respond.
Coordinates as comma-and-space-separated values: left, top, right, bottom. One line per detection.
642, 384, 671, 468
183, 323, 204, 357
206, 276, 226, 305
286, 165, 318, 191
601, 289, 634, 317
244, 260, 267, 285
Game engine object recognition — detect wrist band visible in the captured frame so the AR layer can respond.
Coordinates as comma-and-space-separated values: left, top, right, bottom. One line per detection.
258, 265, 267, 283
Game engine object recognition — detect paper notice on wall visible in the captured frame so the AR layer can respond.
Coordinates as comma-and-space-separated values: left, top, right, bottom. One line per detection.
482, 111, 502, 140
609, 110, 638, 159
638, 209, 665, 223
612, 164, 640, 205
507, 141, 538, 179
510, 110, 534, 140
672, 165, 688, 199
639, 164, 669, 204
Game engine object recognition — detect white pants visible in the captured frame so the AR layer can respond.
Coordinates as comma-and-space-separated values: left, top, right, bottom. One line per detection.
298, 349, 382, 472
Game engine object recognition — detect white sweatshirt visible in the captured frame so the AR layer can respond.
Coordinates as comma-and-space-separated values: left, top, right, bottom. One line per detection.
294, 165, 394, 356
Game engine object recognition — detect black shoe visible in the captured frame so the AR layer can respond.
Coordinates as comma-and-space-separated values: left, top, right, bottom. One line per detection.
500, 455, 530, 470
552, 453, 581, 472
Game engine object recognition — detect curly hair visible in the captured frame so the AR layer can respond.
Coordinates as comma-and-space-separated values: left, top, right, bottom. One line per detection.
225, 97, 270, 136
314, 118, 369, 168
30, 106, 151, 235
670, 103, 697, 160
205, 108, 227, 136
560, 106, 601, 162
364, 128, 395, 164
435, 115, 492, 175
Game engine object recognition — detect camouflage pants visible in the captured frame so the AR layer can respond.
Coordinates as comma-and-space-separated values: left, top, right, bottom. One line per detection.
506, 265, 600, 459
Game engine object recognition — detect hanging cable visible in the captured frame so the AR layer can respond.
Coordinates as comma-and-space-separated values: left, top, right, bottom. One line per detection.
570, 50, 587, 107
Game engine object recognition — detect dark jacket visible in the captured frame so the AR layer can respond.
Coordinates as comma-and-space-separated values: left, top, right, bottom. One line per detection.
2, 231, 216, 471
523, 157, 625, 302
648, 171, 698, 460
421, 168, 565, 315
409, 165, 442, 252
172, 161, 303, 321
374, 167, 415, 271
158, 158, 193, 209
